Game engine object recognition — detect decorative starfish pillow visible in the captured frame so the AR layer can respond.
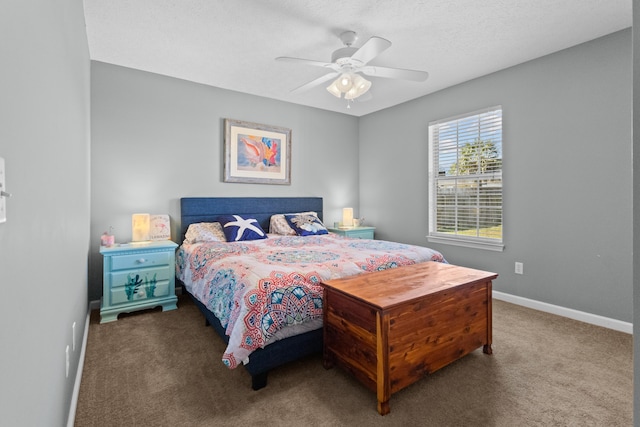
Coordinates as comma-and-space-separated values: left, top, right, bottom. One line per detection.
284, 213, 328, 236
217, 215, 268, 242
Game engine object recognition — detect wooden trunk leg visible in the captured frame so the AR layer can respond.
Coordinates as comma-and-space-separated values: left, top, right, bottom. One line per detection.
484, 281, 492, 355
376, 312, 391, 415
377, 399, 390, 416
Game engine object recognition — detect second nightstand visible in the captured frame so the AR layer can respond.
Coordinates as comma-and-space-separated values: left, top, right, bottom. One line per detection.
328, 226, 375, 239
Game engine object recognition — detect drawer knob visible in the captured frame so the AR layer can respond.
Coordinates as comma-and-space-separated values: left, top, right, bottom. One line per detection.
136, 258, 147, 264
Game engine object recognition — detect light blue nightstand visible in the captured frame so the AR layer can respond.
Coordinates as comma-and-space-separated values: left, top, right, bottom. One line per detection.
100, 240, 178, 323
328, 226, 375, 239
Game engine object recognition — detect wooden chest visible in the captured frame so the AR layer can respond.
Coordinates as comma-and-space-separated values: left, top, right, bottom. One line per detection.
322, 261, 497, 415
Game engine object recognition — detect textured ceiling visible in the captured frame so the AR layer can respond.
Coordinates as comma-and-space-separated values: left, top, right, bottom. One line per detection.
83, 0, 632, 117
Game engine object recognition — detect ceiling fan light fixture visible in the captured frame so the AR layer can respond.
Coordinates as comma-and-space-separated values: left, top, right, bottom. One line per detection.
326, 71, 373, 101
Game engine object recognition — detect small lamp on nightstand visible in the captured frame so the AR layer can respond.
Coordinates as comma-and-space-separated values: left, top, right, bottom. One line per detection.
342, 207, 354, 228
131, 213, 150, 242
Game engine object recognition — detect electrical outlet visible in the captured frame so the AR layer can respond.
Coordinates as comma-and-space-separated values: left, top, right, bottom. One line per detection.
65, 345, 70, 378
72, 322, 76, 351
515, 262, 524, 275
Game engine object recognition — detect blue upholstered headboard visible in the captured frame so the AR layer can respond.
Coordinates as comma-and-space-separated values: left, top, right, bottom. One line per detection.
180, 197, 323, 240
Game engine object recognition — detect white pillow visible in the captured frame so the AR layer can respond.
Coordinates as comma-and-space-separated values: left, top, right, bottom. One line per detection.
269, 211, 318, 235
184, 222, 227, 243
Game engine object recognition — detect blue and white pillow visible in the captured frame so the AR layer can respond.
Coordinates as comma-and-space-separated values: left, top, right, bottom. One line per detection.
284, 213, 328, 236
217, 215, 267, 242
269, 211, 318, 235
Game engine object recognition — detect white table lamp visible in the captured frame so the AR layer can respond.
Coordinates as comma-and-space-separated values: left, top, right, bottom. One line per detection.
342, 207, 354, 228
131, 213, 150, 242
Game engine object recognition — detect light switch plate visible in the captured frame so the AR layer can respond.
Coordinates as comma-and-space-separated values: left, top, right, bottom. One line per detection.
0, 157, 6, 223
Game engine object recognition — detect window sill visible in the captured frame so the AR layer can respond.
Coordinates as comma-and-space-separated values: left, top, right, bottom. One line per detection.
427, 235, 504, 252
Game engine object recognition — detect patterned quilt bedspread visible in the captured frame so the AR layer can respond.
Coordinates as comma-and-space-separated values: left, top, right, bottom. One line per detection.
176, 233, 446, 368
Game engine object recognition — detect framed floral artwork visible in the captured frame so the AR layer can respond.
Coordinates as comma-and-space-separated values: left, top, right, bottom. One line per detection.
224, 118, 291, 185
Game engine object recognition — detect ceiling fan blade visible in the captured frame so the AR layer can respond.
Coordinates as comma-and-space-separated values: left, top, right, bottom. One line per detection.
291, 72, 340, 93
360, 65, 429, 82
350, 36, 392, 65
276, 56, 339, 71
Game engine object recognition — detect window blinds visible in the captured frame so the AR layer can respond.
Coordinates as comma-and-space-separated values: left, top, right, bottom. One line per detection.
429, 106, 503, 244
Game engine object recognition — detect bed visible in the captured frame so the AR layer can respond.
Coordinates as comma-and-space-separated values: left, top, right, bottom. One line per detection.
176, 197, 446, 390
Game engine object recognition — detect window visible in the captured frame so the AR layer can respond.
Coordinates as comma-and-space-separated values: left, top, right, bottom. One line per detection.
428, 106, 503, 251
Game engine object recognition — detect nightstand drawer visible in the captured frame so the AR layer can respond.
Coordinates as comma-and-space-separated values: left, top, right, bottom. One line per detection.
346, 229, 374, 239
110, 266, 172, 288
111, 251, 171, 271
328, 226, 375, 240
110, 276, 171, 305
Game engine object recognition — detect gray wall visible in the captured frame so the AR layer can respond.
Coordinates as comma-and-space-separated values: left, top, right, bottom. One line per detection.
632, 1, 639, 424
89, 63, 360, 300
360, 29, 632, 323
0, 1, 90, 426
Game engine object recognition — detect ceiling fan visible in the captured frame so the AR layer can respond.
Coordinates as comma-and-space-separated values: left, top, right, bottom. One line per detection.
276, 31, 429, 101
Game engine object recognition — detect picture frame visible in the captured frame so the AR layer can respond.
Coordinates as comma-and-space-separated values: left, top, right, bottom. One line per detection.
149, 214, 171, 240
224, 118, 291, 185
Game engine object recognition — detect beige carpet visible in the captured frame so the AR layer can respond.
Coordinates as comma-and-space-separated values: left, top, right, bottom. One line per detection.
74, 295, 632, 426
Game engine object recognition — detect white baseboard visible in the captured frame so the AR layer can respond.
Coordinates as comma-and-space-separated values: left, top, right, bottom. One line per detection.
66, 304, 93, 427
492, 291, 633, 334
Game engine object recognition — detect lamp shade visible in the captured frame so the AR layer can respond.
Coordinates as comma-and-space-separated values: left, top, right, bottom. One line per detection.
345, 74, 372, 100
326, 79, 342, 98
336, 74, 353, 92
342, 207, 354, 228
131, 213, 151, 242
